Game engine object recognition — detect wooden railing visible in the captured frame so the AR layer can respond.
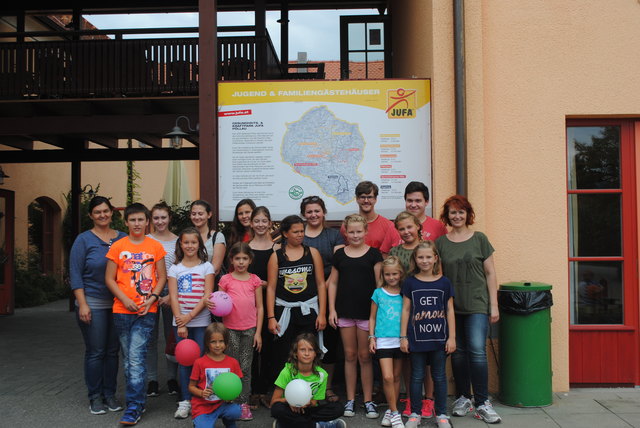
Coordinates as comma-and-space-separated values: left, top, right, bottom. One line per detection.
0, 28, 283, 99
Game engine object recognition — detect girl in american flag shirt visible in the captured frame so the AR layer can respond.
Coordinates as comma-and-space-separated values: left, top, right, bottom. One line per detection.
168, 227, 215, 420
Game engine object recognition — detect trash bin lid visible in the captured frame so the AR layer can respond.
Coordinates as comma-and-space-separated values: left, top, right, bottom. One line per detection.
500, 281, 552, 291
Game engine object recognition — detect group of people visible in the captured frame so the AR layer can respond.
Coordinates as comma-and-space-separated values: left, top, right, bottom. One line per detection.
70, 180, 501, 428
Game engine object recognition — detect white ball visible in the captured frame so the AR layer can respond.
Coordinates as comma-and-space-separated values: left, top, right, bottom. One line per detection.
284, 379, 313, 407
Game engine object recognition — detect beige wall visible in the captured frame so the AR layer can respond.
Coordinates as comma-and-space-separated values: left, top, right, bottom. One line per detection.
392, 0, 640, 391
1, 157, 199, 270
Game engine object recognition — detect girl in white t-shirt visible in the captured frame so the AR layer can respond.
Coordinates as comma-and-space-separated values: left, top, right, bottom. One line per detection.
168, 227, 215, 420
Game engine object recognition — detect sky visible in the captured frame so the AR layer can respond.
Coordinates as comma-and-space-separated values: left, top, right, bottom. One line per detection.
85, 9, 377, 61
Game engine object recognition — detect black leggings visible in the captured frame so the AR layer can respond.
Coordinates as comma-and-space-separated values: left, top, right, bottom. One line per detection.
271, 401, 343, 428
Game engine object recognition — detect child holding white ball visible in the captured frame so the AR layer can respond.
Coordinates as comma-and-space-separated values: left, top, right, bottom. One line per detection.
169, 227, 215, 419
271, 333, 346, 428
217, 242, 264, 421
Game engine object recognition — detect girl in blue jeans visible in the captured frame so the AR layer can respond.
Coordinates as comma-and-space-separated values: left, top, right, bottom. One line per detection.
169, 227, 215, 419
400, 242, 456, 428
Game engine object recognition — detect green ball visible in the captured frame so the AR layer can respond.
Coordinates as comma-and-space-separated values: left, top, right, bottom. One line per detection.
212, 372, 242, 401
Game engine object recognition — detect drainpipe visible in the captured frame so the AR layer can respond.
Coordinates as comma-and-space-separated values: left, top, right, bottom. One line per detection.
454, 0, 467, 196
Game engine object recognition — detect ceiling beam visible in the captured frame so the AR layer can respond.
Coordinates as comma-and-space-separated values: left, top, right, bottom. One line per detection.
89, 135, 119, 148
0, 136, 34, 150
134, 134, 164, 148
0, 114, 193, 136
1, 147, 199, 163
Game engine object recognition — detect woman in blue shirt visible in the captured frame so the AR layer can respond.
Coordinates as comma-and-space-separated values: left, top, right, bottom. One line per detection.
70, 196, 127, 415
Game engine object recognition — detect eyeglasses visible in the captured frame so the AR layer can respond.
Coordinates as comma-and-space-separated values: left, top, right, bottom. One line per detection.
302, 196, 321, 203
357, 195, 376, 201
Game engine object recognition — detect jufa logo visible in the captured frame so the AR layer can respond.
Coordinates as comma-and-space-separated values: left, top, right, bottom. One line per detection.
386, 88, 417, 119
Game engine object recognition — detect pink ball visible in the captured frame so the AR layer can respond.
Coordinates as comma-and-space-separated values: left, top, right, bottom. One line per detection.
209, 291, 233, 317
175, 339, 200, 366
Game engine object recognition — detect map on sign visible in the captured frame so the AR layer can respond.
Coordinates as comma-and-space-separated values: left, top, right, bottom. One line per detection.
281, 106, 364, 204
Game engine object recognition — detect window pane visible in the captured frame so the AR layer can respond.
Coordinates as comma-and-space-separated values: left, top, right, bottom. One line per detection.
366, 51, 385, 79
367, 23, 384, 48
348, 23, 365, 50
570, 261, 623, 325
348, 52, 366, 79
568, 194, 621, 257
567, 126, 620, 189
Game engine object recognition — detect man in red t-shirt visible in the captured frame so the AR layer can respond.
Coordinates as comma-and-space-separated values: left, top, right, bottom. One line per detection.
380, 181, 448, 254
340, 181, 397, 255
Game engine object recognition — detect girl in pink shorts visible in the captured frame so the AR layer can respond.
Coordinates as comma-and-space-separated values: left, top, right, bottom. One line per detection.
328, 214, 383, 419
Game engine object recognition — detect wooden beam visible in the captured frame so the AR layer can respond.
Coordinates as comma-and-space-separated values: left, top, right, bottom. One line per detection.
89, 135, 119, 148
0, 147, 199, 163
32, 135, 64, 148
0, 136, 34, 150
0, 114, 185, 136
134, 135, 163, 148
199, 0, 218, 210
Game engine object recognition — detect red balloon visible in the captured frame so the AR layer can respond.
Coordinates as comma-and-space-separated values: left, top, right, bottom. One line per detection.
175, 338, 201, 366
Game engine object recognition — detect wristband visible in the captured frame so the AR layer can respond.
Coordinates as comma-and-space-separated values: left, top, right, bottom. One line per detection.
150, 293, 160, 301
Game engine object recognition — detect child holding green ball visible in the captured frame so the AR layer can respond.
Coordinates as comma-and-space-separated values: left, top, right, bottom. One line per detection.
189, 323, 243, 428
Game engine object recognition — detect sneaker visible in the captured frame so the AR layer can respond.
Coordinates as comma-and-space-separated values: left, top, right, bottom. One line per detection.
401, 398, 411, 417
89, 398, 107, 415
365, 401, 379, 419
421, 398, 434, 418
105, 396, 124, 412
317, 419, 348, 428
167, 379, 179, 395
239, 403, 254, 421
405, 413, 421, 428
343, 400, 355, 417
146, 380, 159, 397
474, 400, 501, 424
381, 409, 392, 426
436, 415, 452, 428
452, 396, 473, 417
120, 405, 144, 425
390, 411, 405, 428
174, 400, 191, 419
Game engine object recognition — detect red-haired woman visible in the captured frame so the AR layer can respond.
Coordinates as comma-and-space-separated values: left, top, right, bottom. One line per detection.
435, 195, 501, 424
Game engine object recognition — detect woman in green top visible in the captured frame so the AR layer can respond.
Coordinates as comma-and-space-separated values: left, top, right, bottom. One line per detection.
435, 195, 501, 424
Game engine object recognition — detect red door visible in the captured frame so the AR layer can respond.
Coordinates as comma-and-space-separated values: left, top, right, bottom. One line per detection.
567, 120, 639, 386
0, 189, 15, 315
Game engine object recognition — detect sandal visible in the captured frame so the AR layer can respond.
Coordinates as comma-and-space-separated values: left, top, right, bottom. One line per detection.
260, 394, 272, 409
248, 394, 260, 410
326, 389, 340, 403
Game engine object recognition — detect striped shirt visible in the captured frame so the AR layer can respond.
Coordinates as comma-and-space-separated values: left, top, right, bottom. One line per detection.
168, 261, 214, 327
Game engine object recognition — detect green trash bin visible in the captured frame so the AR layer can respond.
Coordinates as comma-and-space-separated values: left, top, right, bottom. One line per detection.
498, 281, 553, 407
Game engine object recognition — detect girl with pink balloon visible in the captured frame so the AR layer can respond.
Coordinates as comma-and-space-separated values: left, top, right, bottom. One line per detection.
270, 333, 346, 428
216, 242, 264, 421
168, 227, 215, 420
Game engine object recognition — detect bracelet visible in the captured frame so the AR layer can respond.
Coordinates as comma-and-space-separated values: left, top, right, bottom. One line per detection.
267, 316, 276, 320
150, 293, 160, 301
368, 335, 376, 339
400, 336, 408, 340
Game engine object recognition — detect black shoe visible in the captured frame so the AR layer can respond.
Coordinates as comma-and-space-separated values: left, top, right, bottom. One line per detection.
90, 398, 107, 415
167, 379, 179, 396
105, 396, 123, 412
146, 380, 159, 397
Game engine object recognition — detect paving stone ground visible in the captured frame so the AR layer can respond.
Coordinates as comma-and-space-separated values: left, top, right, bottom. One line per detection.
1, 299, 639, 427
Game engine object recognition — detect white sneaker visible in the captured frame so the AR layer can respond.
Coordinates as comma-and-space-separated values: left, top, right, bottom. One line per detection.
452, 395, 473, 417
405, 413, 421, 428
475, 400, 501, 424
174, 400, 191, 419
436, 414, 452, 428
381, 409, 392, 427
390, 411, 405, 428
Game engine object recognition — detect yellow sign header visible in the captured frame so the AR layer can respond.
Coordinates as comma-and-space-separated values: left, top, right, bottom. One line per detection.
218, 79, 430, 111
